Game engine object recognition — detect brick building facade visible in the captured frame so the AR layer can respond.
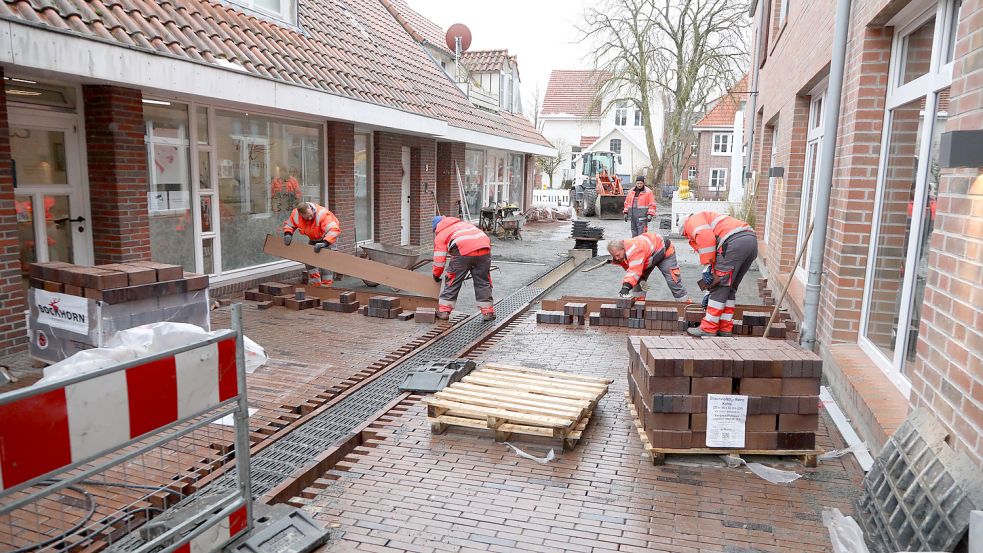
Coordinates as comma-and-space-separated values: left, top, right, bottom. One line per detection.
749, 0, 981, 466
0, 0, 552, 356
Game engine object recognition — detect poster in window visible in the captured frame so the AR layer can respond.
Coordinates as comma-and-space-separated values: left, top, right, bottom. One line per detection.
153, 144, 183, 187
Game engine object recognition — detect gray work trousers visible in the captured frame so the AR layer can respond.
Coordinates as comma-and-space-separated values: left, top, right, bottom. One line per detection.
627, 207, 649, 237
631, 248, 689, 300
708, 231, 758, 305
439, 253, 494, 313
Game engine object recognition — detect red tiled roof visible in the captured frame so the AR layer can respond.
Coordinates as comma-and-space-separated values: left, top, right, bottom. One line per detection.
460, 49, 509, 73
0, 0, 549, 147
385, 0, 451, 54
541, 70, 609, 117
695, 75, 750, 128
579, 136, 598, 148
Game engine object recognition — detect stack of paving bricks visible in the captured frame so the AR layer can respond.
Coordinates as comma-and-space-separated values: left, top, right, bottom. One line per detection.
30, 261, 207, 301
758, 278, 776, 306
627, 336, 821, 452
321, 291, 360, 313
590, 298, 683, 330
364, 296, 403, 319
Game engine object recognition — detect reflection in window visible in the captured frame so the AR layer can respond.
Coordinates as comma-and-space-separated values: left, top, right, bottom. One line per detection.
899, 17, 935, 86
864, 98, 925, 360
508, 154, 524, 208
463, 150, 483, 221
216, 111, 323, 272
354, 133, 372, 242
145, 102, 195, 272
11, 129, 68, 185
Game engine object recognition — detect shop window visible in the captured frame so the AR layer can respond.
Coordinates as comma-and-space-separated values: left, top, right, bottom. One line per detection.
215, 111, 323, 272
144, 101, 195, 272
354, 133, 373, 242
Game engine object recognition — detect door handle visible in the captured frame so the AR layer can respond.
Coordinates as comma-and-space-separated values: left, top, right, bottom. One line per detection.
53, 216, 85, 230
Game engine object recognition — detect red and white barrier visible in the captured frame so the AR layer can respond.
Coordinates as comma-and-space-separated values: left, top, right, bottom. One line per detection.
173, 504, 249, 553
0, 336, 238, 492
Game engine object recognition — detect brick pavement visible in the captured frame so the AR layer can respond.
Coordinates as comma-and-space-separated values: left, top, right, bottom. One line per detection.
295, 314, 863, 552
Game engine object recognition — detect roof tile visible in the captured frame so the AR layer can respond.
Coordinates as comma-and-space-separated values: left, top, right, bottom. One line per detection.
695, 74, 750, 128
542, 70, 609, 117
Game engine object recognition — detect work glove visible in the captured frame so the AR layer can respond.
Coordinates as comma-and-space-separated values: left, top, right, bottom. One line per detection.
624, 214, 629, 222
702, 292, 710, 309
433, 274, 442, 282
283, 233, 292, 246
313, 241, 328, 253
619, 282, 632, 298
647, 215, 653, 223
701, 266, 714, 286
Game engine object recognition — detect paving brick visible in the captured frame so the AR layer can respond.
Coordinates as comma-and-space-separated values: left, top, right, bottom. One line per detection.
781, 378, 821, 396
739, 378, 783, 396
778, 414, 819, 432
691, 377, 733, 395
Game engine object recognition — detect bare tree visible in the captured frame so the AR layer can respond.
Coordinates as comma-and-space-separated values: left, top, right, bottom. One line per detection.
536, 137, 569, 188
526, 83, 545, 131
582, 0, 749, 188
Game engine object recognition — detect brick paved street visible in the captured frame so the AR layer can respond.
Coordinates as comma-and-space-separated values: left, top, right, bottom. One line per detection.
297, 315, 863, 552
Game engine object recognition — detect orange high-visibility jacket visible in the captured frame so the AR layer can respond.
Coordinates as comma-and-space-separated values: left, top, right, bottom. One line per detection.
623, 187, 658, 217
282, 203, 341, 245
615, 232, 673, 287
433, 217, 491, 278
682, 211, 753, 266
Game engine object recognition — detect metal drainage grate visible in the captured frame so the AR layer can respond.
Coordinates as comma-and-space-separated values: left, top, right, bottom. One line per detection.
857, 409, 983, 552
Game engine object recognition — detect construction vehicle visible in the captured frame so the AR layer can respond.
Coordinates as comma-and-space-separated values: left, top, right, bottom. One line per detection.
574, 151, 627, 218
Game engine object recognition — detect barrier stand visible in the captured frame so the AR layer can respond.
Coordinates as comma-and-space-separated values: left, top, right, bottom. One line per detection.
0, 305, 253, 552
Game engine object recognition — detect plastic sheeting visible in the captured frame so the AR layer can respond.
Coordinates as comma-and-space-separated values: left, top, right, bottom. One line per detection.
36, 322, 268, 386
721, 455, 802, 484
504, 442, 555, 464
822, 508, 870, 553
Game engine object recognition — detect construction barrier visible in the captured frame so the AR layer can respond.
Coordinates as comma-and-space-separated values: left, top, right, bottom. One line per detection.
532, 189, 573, 207
670, 196, 739, 234
0, 305, 253, 552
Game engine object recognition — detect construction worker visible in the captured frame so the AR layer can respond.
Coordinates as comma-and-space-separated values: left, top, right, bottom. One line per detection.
681, 211, 757, 337
623, 176, 657, 237
282, 201, 342, 287
432, 215, 495, 321
607, 232, 690, 302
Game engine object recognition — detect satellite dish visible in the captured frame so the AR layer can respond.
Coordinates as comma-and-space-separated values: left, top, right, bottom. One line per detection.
445, 23, 472, 52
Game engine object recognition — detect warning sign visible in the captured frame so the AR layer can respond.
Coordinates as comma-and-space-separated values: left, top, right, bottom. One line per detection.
705, 394, 748, 448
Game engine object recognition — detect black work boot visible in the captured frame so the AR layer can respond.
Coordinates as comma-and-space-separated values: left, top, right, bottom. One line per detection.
482, 311, 496, 321
436, 310, 450, 320
687, 327, 716, 338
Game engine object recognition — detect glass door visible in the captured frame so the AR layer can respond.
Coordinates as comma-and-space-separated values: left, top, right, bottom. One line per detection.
9, 110, 91, 275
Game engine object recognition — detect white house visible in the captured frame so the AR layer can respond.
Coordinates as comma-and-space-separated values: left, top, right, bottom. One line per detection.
539, 70, 664, 187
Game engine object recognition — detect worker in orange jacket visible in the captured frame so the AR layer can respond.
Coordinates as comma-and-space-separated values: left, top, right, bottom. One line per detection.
432, 216, 495, 321
607, 232, 690, 302
623, 176, 658, 237
681, 211, 757, 337
282, 201, 342, 287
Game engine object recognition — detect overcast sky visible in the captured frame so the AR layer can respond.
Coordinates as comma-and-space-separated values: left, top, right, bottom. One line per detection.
408, 0, 593, 113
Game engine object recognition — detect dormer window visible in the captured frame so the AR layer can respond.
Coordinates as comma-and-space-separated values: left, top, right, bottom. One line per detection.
228, 0, 296, 24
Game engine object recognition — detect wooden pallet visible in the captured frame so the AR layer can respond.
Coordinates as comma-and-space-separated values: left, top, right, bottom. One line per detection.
625, 393, 820, 467
424, 364, 613, 450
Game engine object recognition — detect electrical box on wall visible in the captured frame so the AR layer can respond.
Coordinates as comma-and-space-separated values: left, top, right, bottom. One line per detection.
939, 130, 983, 168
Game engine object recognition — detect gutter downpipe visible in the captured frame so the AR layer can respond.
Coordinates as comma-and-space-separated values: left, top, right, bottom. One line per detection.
801, 0, 853, 350
743, 0, 765, 178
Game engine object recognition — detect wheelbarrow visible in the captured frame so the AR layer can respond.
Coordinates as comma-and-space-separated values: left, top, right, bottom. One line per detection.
357, 242, 430, 290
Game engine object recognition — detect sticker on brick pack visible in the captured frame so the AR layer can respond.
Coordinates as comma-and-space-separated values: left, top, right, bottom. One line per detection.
706, 394, 748, 448
35, 289, 89, 334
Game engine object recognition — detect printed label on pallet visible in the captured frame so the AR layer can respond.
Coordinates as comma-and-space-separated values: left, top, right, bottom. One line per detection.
34, 289, 89, 334
706, 394, 748, 448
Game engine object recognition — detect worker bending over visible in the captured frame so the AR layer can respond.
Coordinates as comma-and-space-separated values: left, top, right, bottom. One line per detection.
623, 176, 657, 237
682, 211, 757, 337
282, 201, 342, 287
432, 216, 495, 321
607, 232, 690, 302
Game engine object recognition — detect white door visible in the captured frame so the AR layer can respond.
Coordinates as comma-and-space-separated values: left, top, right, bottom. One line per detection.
10, 110, 92, 271
400, 147, 411, 245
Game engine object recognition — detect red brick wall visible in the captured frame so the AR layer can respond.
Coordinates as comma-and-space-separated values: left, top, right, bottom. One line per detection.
436, 141, 464, 218
82, 86, 151, 265
909, 0, 983, 467
695, 129, 732, 200
0, 67, 27, 355
372, 132, 437, 249
763, 97, 810, 277
752, 118, 773, 240
327, 121, 356, 254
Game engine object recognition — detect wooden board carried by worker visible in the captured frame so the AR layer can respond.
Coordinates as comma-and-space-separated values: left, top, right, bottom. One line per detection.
263, 234, 441, 299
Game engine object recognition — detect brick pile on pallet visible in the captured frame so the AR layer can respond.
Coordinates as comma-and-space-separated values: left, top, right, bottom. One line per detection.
30, 261, 208, 302
627, 336, 821, 452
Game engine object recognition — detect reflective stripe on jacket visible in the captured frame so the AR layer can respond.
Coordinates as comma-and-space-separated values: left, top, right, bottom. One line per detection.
623, 187, 658, 218
614, 232, 671, 287
682, 211, 752, 266
282, 203, 342, 244
433, 217, 491, 278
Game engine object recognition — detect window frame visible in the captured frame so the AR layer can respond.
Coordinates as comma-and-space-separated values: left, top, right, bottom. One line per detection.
763, 125, 779, 245
794, 86, 827, 282
708, 168, 727, 190
609, 138, 622, 154
227, 0, 296, 25
857, 0, 959, 396
687, 166, 697, 180
353, 130, 374, 244
633, 109, 643, 127
614, 102, 628, 126
711, 133, 732, 155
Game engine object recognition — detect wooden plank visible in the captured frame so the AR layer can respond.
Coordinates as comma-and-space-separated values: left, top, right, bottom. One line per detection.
447, 382, 591, 411
483, 363, 614, 385
465, 372, 606, 397
460, 375, 601, 403
434, 389, 585, 419
427, 415, 586, 440
263, 234, 440, 298
476, 367, 610, 393
421, 397, 574, 429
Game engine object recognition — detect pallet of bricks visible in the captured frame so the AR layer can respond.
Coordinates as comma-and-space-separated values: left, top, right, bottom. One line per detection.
28, 261, 210, 363
626, 336, 821, 466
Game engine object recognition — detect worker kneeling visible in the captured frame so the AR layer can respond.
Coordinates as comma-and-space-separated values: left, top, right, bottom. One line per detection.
623, 175, 657, 237
682, 211, 758, 337
608, 232, 690, 302
432, 216, 495, 321
282, 201, 341, 287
